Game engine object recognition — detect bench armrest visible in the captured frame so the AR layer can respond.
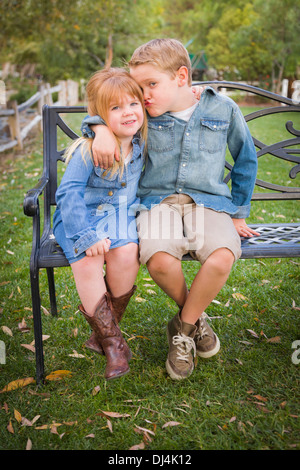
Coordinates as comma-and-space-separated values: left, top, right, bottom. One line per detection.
23, 176, 49, 217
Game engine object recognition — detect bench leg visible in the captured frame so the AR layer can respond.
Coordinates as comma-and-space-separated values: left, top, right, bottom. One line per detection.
30, 267, 45, 385
47, 267, 57, 316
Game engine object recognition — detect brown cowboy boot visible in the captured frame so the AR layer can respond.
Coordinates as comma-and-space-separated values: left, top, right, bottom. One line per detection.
79, 293, 130, 380
85, 285, 136, 356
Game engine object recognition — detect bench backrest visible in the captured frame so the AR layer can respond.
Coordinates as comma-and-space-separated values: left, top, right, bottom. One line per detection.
42, 82, 300, 223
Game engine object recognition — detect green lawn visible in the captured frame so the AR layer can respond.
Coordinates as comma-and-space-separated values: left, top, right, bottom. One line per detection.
0, 107, 299, 451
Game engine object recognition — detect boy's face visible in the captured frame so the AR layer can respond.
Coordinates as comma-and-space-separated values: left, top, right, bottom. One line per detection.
130, 64, 184, 117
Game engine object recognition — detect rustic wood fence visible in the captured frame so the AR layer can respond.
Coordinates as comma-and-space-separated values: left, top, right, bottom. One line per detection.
0, 80, 79, 153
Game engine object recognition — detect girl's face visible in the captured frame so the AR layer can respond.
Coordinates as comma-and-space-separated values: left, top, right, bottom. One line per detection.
107, 93, 144, 143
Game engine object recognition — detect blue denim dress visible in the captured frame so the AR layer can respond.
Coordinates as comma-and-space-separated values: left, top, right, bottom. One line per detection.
53, 136, 144, 263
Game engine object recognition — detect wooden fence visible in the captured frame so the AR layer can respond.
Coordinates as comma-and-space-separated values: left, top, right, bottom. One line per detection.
0, 80, 79, 152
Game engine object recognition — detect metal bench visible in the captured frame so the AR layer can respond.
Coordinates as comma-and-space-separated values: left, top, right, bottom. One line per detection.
23, 82, 300, 383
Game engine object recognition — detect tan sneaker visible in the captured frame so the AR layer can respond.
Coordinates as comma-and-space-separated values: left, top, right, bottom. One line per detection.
195, 313, 220, 358
166, 312, 197, 380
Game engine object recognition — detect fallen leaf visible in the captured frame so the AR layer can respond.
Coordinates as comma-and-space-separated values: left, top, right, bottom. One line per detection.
26, 438, 32, 450
134, 425, 155, 436
21, 344, 35, 353
0, 377, 35, 393
135, 296, 146, 303
162, 421, 181, 428
246, 329, 259, 338
107, 419, 113, 433
229, 416, 236, 423
129, 442, 145, 450
266, 336, 281, 343
98, 410, 131, 419
92, 385, 100, 396
14, 409, 22, 423
68, 350, 85, 358
232, 293, 247, 300
85, 434, 95, 438
45, 370, 72, 381
253, 394, 268, 402
1, 326, 13, 337
7, 420, 14, 434
41, 305, 50, 315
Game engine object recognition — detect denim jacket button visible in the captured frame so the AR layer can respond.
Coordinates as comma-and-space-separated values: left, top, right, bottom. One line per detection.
121, 182, 126, 187
97, 205, 102, 210
108, 191, 113, 196
75, 248, 78, 254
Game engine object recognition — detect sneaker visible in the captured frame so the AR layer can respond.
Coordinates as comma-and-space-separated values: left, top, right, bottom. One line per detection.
166, 312, 197, 380
194, 312, 220, 358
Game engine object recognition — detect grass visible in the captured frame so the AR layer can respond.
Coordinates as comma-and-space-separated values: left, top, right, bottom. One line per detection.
0, 107, 299, 451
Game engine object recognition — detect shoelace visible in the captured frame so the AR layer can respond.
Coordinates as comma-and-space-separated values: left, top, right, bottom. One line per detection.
172, 334, 196, 362
197, 313, 209, 339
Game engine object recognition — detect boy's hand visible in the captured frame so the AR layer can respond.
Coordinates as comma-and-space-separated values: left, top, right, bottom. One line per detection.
85, 238, 111, 257
192, 85, 206, 100
232, 218, 260, 238
91, 125, 120, 169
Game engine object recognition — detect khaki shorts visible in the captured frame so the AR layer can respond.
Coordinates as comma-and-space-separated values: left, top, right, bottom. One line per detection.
136, 194, 242, 265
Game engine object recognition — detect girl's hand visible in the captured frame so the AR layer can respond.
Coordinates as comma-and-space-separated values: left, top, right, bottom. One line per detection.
85, 238, 111, 257
232, 218, 260, 238
192, 85, 206, 101
91, 125, 120, 169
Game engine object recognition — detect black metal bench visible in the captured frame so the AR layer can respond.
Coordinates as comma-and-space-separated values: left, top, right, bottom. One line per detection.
23, 82, 300, 384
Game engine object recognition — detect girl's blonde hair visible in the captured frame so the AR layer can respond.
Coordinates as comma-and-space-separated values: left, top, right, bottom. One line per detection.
64, 67, 147, 176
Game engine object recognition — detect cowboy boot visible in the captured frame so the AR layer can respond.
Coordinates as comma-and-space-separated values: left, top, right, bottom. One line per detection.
85, 285, 136, 356
79, 293, 130, 380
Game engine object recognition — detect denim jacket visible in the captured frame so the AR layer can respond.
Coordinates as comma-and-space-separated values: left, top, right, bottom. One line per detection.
81, 87, 257, 218
53, 137, 144, 258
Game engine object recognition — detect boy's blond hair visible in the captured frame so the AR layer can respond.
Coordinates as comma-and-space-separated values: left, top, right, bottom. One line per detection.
128, 38, 192, 86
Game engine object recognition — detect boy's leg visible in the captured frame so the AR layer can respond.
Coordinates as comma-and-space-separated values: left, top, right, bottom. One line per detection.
181, 247, 234, 325
147, 252, 188, 308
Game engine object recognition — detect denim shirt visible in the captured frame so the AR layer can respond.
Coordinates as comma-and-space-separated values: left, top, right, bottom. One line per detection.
53, 136, 144, 257
81, 87, 257, 218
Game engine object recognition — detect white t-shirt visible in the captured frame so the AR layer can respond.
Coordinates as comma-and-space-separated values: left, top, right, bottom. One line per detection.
169, 102, 198, 122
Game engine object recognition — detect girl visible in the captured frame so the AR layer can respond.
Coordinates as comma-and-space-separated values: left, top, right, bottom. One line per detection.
53, 68, 147, 380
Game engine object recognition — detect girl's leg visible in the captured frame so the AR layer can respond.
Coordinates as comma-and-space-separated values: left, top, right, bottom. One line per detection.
72, 254, 131, 380
71, 254, 106, 316
104, 242, 140, 297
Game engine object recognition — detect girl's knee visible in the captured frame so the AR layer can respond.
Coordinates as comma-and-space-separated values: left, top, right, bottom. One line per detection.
108, 243, 139, 268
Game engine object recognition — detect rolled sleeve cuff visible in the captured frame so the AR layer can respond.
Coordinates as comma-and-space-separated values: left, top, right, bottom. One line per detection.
80, 115, 106, 138
233, 204, 251, 219
72, 231, 101, 257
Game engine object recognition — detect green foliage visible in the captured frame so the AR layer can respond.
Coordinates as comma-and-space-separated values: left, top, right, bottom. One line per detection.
0, 0, 165, 83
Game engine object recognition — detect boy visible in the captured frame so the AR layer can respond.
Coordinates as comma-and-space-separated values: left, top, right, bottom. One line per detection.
81, 38, 259, 380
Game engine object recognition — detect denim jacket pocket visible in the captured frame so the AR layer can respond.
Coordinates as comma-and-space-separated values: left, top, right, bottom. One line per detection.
147, 121, 174, 152
200, 119, 229, 153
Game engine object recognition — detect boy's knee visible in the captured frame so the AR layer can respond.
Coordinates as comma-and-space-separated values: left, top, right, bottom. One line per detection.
147, 252, 178, 275
205, 248, 234, 275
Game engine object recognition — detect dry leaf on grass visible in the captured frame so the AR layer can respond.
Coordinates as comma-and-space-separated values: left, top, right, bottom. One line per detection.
98, 410, 131, 419
0, 377, 35, 393
1, 326, 13, 337
129, 442, 145, 450
266, 336, 281, 343
45, 370, 72, 381
162, 421, 181, 428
